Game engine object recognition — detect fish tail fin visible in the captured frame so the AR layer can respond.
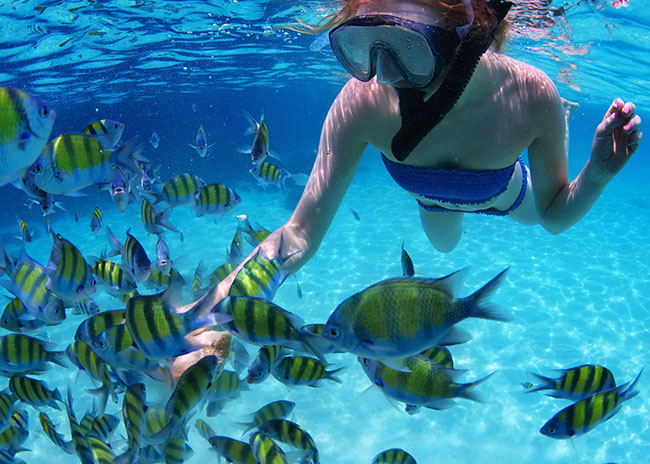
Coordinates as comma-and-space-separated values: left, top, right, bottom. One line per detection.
157, 208, 179, 233
243, 110, 259, 134
621, 368, 643, 402
49, 350, 69, 369
527, 373, 555, 394
85, 386, 108, 416
105, 226, 122, 257
114, 137, 148, 174
325, 366, 345, 383
467, 268, 512, 322
454, 371, 496, 403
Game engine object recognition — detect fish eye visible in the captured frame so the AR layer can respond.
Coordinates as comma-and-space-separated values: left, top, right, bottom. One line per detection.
33, 165, 42, 173
567, 430, 574, 437
39, 105, 50, 117
374, 379, 383, 387
360, 358, 368, 366
327, 326, 339, 338
548, 428, 555, 434
54, 308, 61, 315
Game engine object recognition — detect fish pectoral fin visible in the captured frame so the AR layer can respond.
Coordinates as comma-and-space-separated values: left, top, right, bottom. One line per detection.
437, 326, 473, 346
425, 398, 456, 410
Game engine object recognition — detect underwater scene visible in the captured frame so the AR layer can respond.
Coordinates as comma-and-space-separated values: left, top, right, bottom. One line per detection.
0, 0, 648, 463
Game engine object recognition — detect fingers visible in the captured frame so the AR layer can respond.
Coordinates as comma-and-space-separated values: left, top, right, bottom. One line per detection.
598, 100, 639, 137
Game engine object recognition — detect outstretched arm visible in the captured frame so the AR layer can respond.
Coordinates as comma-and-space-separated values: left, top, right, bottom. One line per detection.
528, 81, 642, 234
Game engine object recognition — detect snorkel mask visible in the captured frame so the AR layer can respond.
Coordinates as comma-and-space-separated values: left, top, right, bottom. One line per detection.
329, 1, 475, 88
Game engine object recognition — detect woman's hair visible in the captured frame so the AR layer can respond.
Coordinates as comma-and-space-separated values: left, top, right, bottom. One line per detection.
291, 0, 509, 52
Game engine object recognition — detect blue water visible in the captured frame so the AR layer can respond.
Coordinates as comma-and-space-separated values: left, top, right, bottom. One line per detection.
1, 1, 649, 463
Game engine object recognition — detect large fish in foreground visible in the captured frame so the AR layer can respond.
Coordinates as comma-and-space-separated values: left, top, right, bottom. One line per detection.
0, 87, 56, 186
27, 133, 146, 195
321, 268, 511, 359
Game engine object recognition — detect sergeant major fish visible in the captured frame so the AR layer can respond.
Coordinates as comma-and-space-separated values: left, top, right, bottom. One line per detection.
0, 87, 56, 187
527, 364, 616, 401
106, 227, 151, 282
540, 369, 642, 439
90, 206, 103, 234
194, 183, 241, 217
82, 119, 124, 149
27, 133, 146, 195
189, 125, 212, 158
44, 232, 96, 304
322, 268, 511, 360
244, 112, 269, 164
141, 199, 179, 235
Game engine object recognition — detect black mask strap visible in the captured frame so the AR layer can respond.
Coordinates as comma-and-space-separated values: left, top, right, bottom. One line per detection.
391, 0, 513, 162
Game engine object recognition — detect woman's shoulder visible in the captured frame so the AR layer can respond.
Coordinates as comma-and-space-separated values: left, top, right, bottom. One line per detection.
486, 52, 560, 100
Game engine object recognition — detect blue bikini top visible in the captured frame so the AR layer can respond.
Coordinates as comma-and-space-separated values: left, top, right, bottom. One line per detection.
381, 153, 522, 205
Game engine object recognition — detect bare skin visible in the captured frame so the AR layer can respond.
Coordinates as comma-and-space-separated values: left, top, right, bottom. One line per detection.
173, 3, 642, 372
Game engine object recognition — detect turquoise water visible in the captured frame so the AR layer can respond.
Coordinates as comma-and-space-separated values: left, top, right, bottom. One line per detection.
1, 1, 649, 463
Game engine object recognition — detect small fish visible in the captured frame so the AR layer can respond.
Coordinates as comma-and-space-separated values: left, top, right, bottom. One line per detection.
17, 174, 65, 216
0, 390, 17, 425
401, 242, 415, 277
195, 418, 216, 442
359, 356, 493, 412
206, 369, 249, 417
239, 400, 296, 434
419, 346, 454, 369
527, 364, 616, 401
351, 209, 360, 220
194, 183, 242, 217
73, 309, 125, 345
208, 436, 257, 464
89, 206, 103, 234
296, 280, 303, 299
27, 134, 146, 195
190, 125, 212, 157
249, 161, 287, 189
74, 210, 80, 222
0, 420, 28, 456
155, 236, 171, 274
44, 231, 97, 304
140, 165, 153, 192
63, 388, 94, 464
109, 166, 131, 212
39, 412, 74, 454
0, 246, 66, 324
0, 87, 56, 187
149, 131, 160, 149
145, 265, 185, 291
0, 334, 67, 374
152, 173, 206, 207
65, 341, 117, 415
247, 345, 286, 384
117, 228, 152, 282
272, 355, 343, 387
141, 199, 179, 235
372, 448, 417, 464
521, 382, 534, 390
91, 414, 121, 441
322, 268, 510, 360
151, 355, 219, 442
124, 286, 225, 361
72, 300, 100, 316
90, 257, 138, 295
9, 375, 62, 410
258, 419, 319, 464
0, 297, 49, 333
540, 370, 642, 439
192, 103, 197, 112
244, 112, 269, 164
116, 383, 148, 463
250, 431, 289, 464
227, 229, 244, 266
82, 119, 124, 149
213, 296, 324, 361
16, 216, 32, 243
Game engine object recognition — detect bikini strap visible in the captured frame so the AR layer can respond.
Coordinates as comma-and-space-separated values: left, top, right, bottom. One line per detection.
391, 0, 513, 162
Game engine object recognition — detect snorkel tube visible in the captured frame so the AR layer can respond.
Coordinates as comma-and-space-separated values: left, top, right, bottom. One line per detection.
391, 0, 514, 162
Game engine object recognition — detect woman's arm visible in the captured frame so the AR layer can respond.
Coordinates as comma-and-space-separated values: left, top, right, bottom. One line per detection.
527, 75, 642, 235
211, 80, 370, 300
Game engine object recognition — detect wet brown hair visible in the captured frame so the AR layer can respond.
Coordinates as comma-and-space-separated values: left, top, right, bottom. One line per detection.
291, 0, 509, 52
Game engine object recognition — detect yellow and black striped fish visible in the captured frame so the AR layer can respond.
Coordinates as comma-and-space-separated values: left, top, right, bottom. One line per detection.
64, 388, 94, 464
259, 419, 319, 464
91, 414, 120, 441
194, 183, 241, 217
419, 346, 454, 369
90, 206, 103, 234
247, 345, 286, 384
208, 262, 234, 287
272, 355, 343, 387
164, 436, 193, 464
540, 369, 642, 439
0, 87, 55, 186
249, 431, 289, 464
88, 436, 115, 464
45, 231, 96, 304
145, 265, 185, 291
0, 297, 49, 333
82, 119, 124, 149
90, 257, 137, 295
208, 436, 257, 464
39, 412, 74, 454
74, 309, 125, 345
237, 217, 271, 247
15, 216, 32, 243
117, 383, 147, 463
0, 389, 17, 425
239, 400, 295, 434
121, 228, 152, 282
154, 173, 206, 207
0, 333, 67, 374
191, 259, 205, 300
372, 448, 418, 464
65, 341, 117, 414
195, 418, 216, 442
140, 198, 179, 235
249, 161, 285, 188
528, 364, 616, 401
9, 375, 62, 410
206, 370, 249, 417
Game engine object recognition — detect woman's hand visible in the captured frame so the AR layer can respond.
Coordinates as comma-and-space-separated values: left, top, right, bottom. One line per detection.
589, 98, 642, 182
